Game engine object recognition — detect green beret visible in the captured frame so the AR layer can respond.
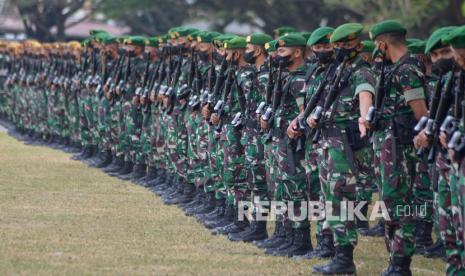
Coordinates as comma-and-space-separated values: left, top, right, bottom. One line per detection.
307, 27, 334, 46
187, 30, 201, 41
213, 34, 237, 48
101, 35, 118, 45
124, 36, 146, 47
144, 37, 159, 48
276, 33, 307, 48
197, 31, 221, 43
264, 39, 277, 52
361, 40, 375, 53
407, 38, 426, 54
224, 36, 247, 49
298, 32, 312, 41
369, 20, 406, 40
93, 32, 108, 44
89, 29, 108, 37
443, 25, 465, 49
171, 27, 199, 39
157, 35, 168, 44
330, 23, 363, 43
246, 33, 273, 46
81, 38, 91, 48
274, 26, 297, 37
425, 26, 457, 53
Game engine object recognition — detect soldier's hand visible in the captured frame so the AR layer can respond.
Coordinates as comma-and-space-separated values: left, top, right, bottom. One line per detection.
306, 117, 317, 129
149, 92, 156, 103
413, 130, 430, 149
358, 117, 367, 138
439, 132, 448, 149
287, 119, 302, 139
448, 149, 456, 163
211, 113, 220, 125
260, 118, 269, 130
201, 105, 211, 119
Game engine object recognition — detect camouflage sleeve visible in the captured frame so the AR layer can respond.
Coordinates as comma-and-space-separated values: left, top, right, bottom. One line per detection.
290, 74, 306, 107
399, 65, 426, 103
352, 66, 375, 98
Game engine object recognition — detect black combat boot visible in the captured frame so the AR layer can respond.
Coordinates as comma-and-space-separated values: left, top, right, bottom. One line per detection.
365, 219, 385, 237
182, 189, 204, 209
277, 227, 312, 257
265, 227, 294, 255
165, 182, 194, 205
423, 240, 445, 258
184, 191, 207, 216
131, 163, 147, 181
189, 192, 216, 215
148, 169, 167, 188
95, 150, 113, 168
311, 245, 356, 275
103, 155, 122, 173
116, 161, 134, 178
139, 166, 158, 186
415, 220, 434, 253
206, 202, 235, 229
228, 218, 268, 243
254, 221, 284, 248
381, 256, 412, 276
72, 145, 90, 160
163, 179, 185, 201
356, 203, 370, 235
213, 206, 249, 235
199, 199, 226, 225
82, 144, 97, 161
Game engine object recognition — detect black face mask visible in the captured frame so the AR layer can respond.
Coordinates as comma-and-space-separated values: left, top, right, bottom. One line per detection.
214, 52, 224, 64
315, 51, 333, 64
432, 58, 455, 75
275, 54, 292, 67
243, 51, 256, 64
127, 50, 136, 57
198, 50, 209, 62
335, 47, 358, 62
117, 48, 126, 56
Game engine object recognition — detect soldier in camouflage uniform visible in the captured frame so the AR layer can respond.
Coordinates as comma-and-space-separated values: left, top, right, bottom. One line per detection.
259, 34, 311, 258
304, 24, 376, 274
227, 33, 272, 243
368, 20, 429, 275
292, 27, 336, 261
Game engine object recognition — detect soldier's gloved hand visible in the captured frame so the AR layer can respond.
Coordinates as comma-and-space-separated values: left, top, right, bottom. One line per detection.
413, 130, 430, 149
306, 116, 317, 129
210, 113, 220, 125
287, 119, 302, 139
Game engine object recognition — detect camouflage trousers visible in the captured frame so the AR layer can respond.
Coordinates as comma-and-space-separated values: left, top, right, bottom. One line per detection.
221, 124, 246, 205
185, 111, 201, 186
109, 101, 122, 157
79, 92, 92, 147
89, 93, 101, 145
242, 127, 267, 202
374, 132, 416, 258
155, 112, 169, 171
272, 134, 307, 229
305, 145, 330, 236
319, 134, 360, 247
437, 153, 465, 275
68, 98, 80, 143
196, 120, 211, 192
116, 99, 135, 162
413, 155, 434, 223
97, 97, 111, 150
136, 111, 152, 166
166, 111, 187, 180
209, 126, 226, 200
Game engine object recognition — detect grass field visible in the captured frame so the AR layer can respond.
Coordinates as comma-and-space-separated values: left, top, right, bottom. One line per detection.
0, 132, 445, 275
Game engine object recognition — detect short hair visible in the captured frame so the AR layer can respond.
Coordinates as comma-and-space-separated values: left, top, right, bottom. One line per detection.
376, 32, 406, 46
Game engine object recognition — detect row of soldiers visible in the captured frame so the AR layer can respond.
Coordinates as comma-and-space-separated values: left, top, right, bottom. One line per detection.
2, 19, 465, 275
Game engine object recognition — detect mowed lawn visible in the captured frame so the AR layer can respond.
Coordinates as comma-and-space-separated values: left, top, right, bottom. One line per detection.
0, 132, 444, 275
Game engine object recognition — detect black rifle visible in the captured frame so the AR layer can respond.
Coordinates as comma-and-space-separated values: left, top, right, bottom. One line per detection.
427, 70, 455, 163
311, 58, 349, 143
414, 73, 444, 155
208, 56, 228, 112
366, 57, 386, 126
261, 60, 284, 142
213, 61, 235, 132
256, 55, 274, 131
